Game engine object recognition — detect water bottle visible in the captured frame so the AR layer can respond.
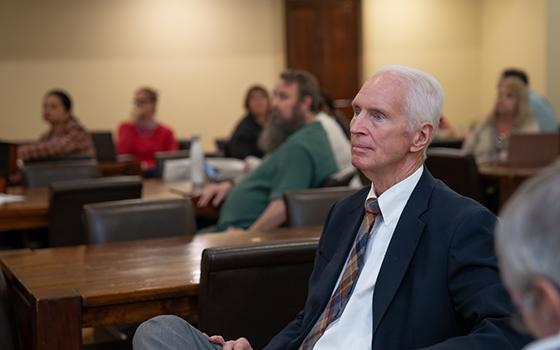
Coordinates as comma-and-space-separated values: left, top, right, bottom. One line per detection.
190, 135, 205, 192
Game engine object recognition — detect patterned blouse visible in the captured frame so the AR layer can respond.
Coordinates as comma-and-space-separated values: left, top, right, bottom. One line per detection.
18, 117, 95, 161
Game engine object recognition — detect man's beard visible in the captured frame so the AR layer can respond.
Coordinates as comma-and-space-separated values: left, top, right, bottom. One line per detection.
258, 106, 305, 154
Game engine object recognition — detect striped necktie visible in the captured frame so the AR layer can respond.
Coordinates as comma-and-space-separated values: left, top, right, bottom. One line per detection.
299, 198, 381, 350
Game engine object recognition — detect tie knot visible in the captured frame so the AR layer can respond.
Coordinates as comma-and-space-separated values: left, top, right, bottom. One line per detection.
363, 198, 380, 233
365, 198, 380, 216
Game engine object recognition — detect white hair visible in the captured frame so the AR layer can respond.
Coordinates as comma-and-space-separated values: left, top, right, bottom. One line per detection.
376, 65, 444, 134
495, 160, 560, 291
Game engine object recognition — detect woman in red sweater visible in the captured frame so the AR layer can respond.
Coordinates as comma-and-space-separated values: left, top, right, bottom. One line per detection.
117, 87, 178, 174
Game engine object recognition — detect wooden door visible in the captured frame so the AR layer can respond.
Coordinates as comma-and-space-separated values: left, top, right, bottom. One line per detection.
285, 0, 361, 118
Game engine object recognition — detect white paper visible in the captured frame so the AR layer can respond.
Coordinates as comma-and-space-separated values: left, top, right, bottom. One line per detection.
0, 193, 25, 205
163, 158, 246, 182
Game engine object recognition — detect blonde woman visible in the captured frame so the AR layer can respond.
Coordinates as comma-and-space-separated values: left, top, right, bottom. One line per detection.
463, 76, 539, 163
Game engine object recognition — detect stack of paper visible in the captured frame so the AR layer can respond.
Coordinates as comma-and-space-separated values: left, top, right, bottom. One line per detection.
0, 193, 25, 205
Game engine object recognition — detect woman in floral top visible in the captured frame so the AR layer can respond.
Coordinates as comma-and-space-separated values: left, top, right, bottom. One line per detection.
17, 90, 94, 161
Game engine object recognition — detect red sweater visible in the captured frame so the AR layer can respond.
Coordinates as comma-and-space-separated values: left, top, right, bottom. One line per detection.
117, 122, 178, 169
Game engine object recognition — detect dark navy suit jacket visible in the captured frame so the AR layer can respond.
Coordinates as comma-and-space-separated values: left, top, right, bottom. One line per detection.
265, 168, 530, 350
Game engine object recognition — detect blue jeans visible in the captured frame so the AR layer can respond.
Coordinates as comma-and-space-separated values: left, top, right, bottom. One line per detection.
133, 315, 221, 350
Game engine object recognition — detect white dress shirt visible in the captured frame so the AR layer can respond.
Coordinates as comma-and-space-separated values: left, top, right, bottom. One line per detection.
524, 333, 560, 350
313, 166, 424, 350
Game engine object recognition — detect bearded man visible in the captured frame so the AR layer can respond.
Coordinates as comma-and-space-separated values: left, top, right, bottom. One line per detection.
198, 69, 339, 232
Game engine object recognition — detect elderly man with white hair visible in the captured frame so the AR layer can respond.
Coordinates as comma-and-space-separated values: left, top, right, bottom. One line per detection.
133, 65, 530, 350
496, 161, 560, 350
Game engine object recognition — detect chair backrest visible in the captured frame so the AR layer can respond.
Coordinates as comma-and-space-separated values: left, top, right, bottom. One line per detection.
84, 198, 196, 244
177, 138, 191, 151
320, 166, 357, 187
199, 240, 318, 350
214, 138, 230, 157
0, 142, 17, 178
428, 138, 464, 149
154, 150, 190, 179
48, 176, 143, 247
284, 187, 357, 227
0, 271, 15, 350
22, 159, 100, 187
90, 131, 117, 162
425, 147, 483, 202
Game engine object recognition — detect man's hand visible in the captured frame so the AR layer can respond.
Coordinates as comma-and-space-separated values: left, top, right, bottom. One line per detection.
207, 335, 253, 350
197, 181, 233, 207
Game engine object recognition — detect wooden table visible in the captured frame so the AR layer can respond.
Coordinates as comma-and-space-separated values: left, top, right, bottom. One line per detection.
0, 180, 211, 232
478, 162, 547, 208
97, 160, 142, 177
0, 226, 322, 350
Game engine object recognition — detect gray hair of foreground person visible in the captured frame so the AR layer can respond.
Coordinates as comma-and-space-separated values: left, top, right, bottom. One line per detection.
376, 65, 444, 133
496, 161, 560, 306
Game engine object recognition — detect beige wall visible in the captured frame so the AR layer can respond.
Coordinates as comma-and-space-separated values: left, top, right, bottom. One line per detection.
480, 0, 547, 123
362, 0, 482, 134
0, 0, 285, 150
547, 0, 560, 122
1, 0, 555, 150
362, 0, 551, 133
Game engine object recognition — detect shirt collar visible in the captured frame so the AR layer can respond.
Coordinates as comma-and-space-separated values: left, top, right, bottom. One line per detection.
365, 166, 424, 225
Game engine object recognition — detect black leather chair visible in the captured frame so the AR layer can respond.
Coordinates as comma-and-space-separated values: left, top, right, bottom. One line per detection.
48, 176, 143, 247
0, 271, 15, 350
90, 131, 117, 162
154, 150, 190, 179
22, 159, 100, 187
199, 240, 318, 350
214, 138, 230, 157
84, 198, 196, 244
320, 166, 357, 187
428, 138, 464, 149
177, 138, 191, 151
425, 147, 484, 202
284, 187, 357, 227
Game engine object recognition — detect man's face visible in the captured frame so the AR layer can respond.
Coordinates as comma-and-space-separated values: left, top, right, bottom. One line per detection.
350, 72, 417, 176
258, 79, 306, 154
271, 79, 300, 121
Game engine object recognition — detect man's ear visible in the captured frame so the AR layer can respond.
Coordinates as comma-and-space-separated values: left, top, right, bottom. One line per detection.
530, 276, 560, 336
410, 122, 434, 153
301, 95, 313, 113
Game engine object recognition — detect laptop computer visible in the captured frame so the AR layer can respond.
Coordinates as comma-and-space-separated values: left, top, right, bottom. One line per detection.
90, 131, 117, 162
507, 133, 560, 166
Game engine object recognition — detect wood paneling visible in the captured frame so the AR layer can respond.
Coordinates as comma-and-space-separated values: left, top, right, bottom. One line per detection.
285, 0, 361, 118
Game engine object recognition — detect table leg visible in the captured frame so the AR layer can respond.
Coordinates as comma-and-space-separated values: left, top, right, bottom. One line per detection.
35, 296, 83, 350
10, 281, 82, 350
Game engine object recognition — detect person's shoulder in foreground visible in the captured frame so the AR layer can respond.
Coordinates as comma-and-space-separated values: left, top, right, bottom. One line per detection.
497, 161, 560, 350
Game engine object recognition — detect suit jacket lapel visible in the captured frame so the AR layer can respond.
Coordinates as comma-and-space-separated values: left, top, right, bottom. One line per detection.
372, 169, 436, 334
